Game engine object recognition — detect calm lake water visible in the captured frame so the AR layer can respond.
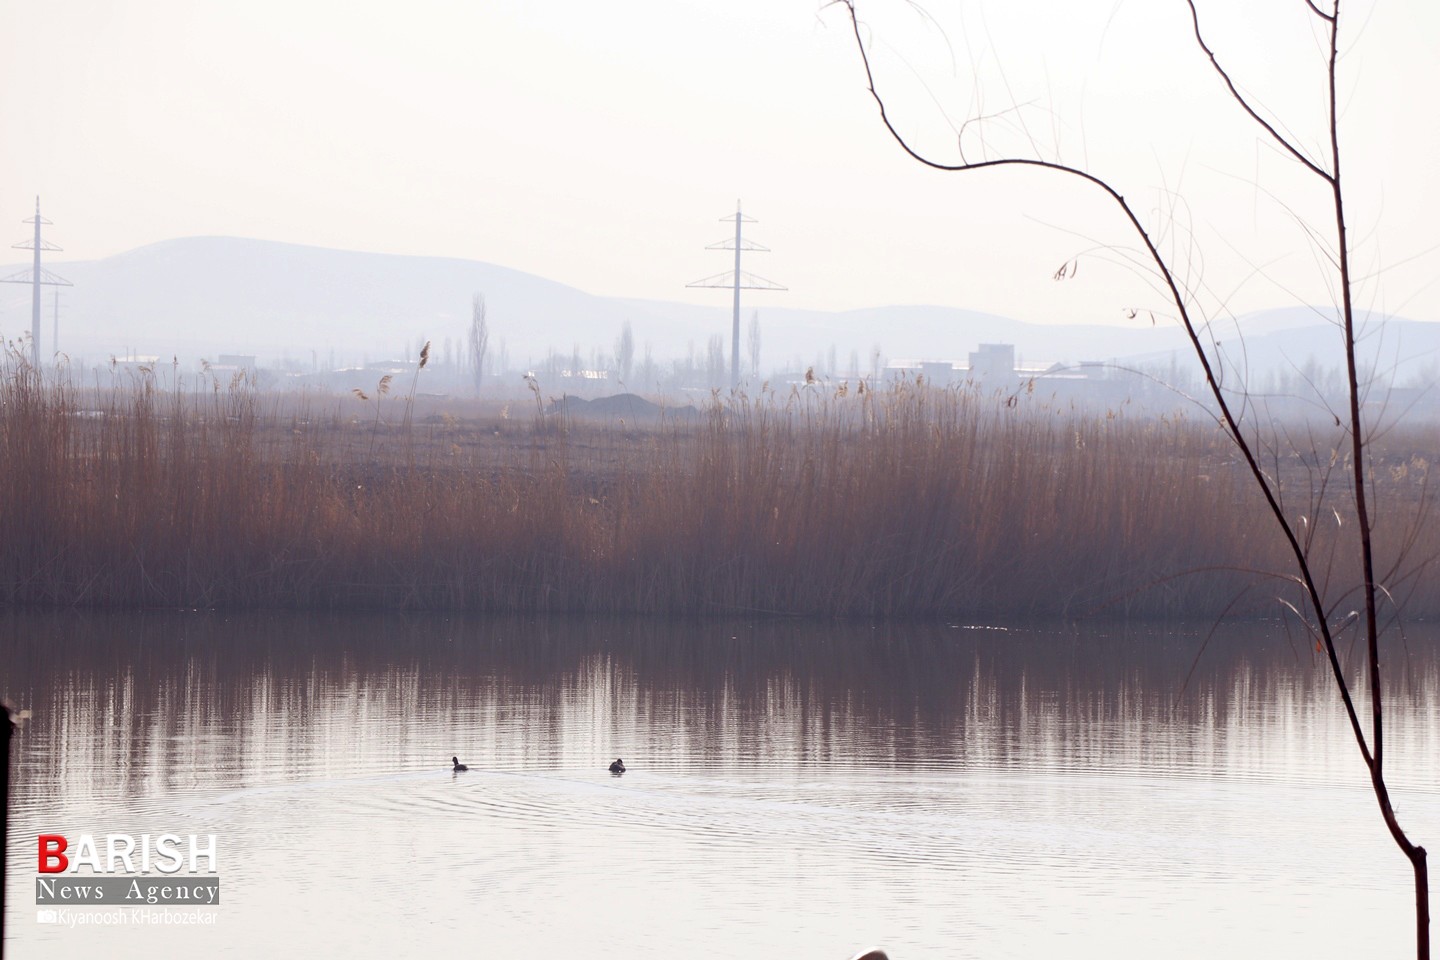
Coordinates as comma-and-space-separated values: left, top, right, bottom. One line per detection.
2, 612, 1437, 959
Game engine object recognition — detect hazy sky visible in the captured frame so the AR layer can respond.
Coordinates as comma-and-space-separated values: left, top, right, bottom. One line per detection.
3, 0, 1436, 328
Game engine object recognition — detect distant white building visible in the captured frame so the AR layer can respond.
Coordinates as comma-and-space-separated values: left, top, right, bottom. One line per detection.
111, 354, 161, 376
887, 344, 1019, 385
967, 344, 1016, 382
216, 354, 257, 371
919, 360, 957, 384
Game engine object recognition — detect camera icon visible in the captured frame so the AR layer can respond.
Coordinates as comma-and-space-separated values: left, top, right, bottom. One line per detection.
36, 909, 58, 924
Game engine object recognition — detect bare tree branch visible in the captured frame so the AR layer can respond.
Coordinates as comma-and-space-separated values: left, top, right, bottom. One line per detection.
839, 0, 1374, 765
1182, 0, 1331, 180
836, 0, 1428, 951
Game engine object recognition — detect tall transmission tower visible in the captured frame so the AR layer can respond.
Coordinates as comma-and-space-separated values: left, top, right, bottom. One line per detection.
687, 200, 785, 390
2, 198, 72, 367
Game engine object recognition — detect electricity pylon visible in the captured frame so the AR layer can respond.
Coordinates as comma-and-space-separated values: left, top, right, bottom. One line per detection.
2, 198, 72, 367
687, 200, 785, 390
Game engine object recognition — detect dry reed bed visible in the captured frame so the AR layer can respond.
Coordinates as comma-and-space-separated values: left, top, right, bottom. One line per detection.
0, 367, 1433, 619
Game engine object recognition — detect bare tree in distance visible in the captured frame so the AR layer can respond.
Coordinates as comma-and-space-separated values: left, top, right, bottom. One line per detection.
706, 333, 726, 390
748, 309, 762, 381
833, 0, 1428, 954
616, 321, 635, 387
469, 294, 489, 395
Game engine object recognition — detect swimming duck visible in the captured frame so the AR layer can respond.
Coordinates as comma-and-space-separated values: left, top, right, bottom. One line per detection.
452, 756, 469, 772
608, 758, 626, 774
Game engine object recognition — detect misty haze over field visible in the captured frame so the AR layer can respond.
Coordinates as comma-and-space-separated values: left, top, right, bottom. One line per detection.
3, 236, 1438, 402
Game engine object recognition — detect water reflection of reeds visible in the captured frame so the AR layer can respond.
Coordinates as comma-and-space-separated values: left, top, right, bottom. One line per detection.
3, 611, 1436, 809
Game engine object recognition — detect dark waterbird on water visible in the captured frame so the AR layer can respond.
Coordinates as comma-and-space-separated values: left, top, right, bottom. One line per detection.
452, 756, 469, 772
608, 758, 625, 774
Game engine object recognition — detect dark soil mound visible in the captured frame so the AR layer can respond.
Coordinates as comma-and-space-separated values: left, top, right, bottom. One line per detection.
546, 393, 696, 422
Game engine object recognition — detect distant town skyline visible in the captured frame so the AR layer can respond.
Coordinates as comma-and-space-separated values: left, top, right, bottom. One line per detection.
3, 0, 1436, 329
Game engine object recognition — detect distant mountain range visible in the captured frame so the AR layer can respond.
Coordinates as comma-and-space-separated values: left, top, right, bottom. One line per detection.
2, 236, 1437, 385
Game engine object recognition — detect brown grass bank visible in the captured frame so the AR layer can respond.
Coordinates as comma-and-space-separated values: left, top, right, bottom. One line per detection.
0, 365, 1434, 619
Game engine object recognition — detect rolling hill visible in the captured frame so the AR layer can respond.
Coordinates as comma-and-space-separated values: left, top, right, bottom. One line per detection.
2, 237, 1435, 388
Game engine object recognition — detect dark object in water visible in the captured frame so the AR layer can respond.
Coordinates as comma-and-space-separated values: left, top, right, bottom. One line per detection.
452, 756, 469, 772
608, 758, 625, 775
3, 702, 18, 958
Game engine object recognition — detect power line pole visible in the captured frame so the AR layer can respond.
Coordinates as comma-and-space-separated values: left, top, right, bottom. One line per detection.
2, 198, 72, 367
687, 200, 785, 390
